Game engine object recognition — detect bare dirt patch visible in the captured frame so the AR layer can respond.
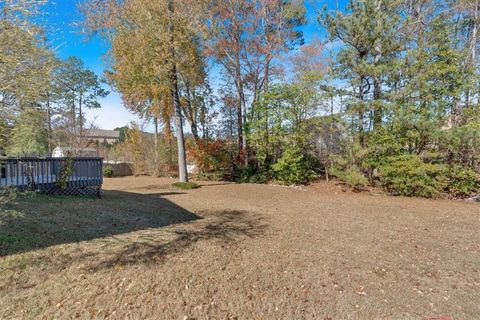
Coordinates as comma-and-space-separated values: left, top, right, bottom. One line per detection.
1, 176, 479, 319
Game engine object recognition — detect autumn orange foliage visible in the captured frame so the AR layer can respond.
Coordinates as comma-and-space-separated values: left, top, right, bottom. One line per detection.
187, 139, 231, 180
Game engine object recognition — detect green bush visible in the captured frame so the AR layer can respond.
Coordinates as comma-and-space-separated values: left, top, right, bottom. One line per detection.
103, 165, 114, 178
171, 182, 200, 190
444, 165, 479, 197
363, 129, 405, 169
272, 146, 318, 185
378, 154, 446, 198
329, 166, 369, 191
57, 157, 74, 189
248, 172, 270, 184
234, 166, 270, 184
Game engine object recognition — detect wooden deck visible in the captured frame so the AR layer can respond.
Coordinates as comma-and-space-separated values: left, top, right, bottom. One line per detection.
0, 157, 103, 197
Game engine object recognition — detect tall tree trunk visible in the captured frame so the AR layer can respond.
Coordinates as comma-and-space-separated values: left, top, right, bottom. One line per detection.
154, 116, 159, 176
168, 0, 188, 183
472, 0, 478, 64
200, 94, 207, 140
358, 76, 365, 147
264, 56, 271, 93
234, 51, 247, 163
78, 95, 83, 141
71, 103, 76, 142
373, 0, 382, 130
241, 98, 248, 165
467, 0, 479, 110
166, 120, 174, 166
185, 84, 199, 141
373, 77, 381, 129
46, 92, 52, 155
264, 56, 271, 162
70, 88, 77, 142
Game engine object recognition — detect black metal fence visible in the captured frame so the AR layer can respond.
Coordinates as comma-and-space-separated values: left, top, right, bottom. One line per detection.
0, 157, 103, 197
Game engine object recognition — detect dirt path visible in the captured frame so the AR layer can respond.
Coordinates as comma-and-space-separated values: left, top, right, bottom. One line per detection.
1, 177, 479, 319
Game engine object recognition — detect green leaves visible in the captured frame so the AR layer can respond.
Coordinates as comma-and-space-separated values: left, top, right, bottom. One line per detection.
272, 144, 318, 186
54, 57, 109, 111
378, 154, 446, 198
376, 154, 480, 199
0, 0, 54, 116
7, 109, 48, 157
444, 165, 480, 197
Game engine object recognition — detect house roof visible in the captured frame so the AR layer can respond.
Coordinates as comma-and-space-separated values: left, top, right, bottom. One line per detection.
84, 129, 120, 139
52, 147, 100, 157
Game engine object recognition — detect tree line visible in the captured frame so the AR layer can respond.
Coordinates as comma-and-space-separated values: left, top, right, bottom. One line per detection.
0, 0, 108, 156
2, 0, 480, 198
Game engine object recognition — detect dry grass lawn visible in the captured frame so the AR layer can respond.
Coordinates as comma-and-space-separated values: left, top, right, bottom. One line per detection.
1, 176, 479, 319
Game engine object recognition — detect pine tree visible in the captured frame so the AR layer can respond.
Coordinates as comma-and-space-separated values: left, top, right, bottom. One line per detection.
53, 57, 109, 142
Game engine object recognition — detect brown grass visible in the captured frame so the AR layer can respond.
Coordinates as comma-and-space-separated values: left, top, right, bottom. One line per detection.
1, 176, 479, 319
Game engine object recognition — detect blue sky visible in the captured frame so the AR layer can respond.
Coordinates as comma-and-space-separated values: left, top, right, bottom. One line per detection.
43, 0, 347, 131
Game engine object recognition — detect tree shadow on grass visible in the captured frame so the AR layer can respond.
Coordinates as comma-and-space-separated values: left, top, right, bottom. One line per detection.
85, 209, 267, 272
0, 190, 268, 276
0, 190, 201, 257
